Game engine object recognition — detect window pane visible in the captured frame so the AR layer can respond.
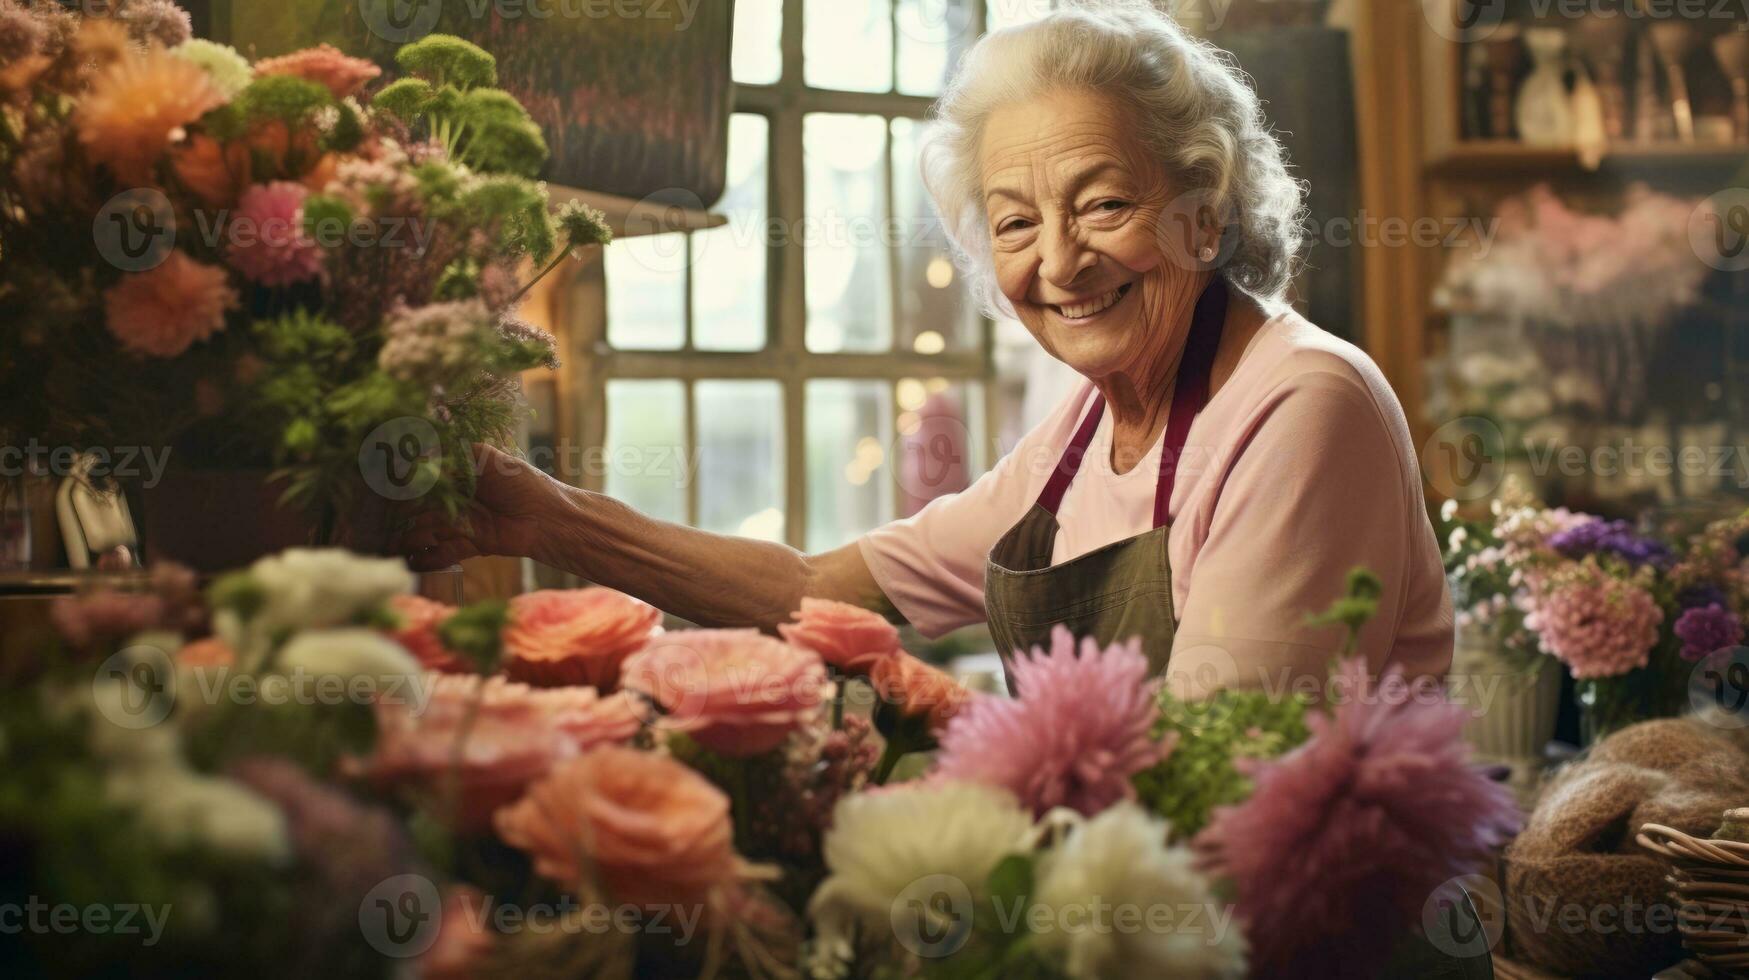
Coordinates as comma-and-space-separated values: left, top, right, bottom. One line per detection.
696, 381, 785, 540
807, 380, 893, 552
895, 378, 985, 516
890, 117, 980, 352
605, 380, 687, 524
986, 0, 1056, 30
605, 235, 687, 350
732, 0, 782, 85
895, 0, 976, 97
804, 0, 893, 93
804, 114, 891, 352
693, 114, 769, 352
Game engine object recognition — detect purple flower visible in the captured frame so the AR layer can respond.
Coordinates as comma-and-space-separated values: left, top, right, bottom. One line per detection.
1194, 659, 1521, 979
1673, 604, 1744, 662
934, 626, 1169, 818
1547, 519, 1671, 568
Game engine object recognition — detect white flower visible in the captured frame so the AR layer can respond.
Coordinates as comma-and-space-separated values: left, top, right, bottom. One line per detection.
170, 39, 254, 98
809, 781, 1035, 954
249, 548, 413, 634
1032, 803, 1246, 980
265, 628, 421, 708
107, 768, 291, 864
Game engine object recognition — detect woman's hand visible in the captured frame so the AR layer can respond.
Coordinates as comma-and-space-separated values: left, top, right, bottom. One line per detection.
394, 444, 568, 571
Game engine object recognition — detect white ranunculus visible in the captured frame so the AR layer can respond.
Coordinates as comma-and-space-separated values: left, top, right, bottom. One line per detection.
809, 781, 1035, 960
267, 628, 422, 709
106, 768, 291, 865
1032, 803, 1246, 980
249, 548, 414, 633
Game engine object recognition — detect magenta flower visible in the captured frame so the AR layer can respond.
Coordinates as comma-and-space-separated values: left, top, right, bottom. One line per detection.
1674, 603, 1743, 662
933, 626, 1169, 817
1195, 658, 1520, 979
227, 181, 324, 287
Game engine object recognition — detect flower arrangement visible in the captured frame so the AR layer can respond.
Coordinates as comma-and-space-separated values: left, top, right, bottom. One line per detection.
5, 549, 1519, 978
1440, 481, 1749, 737
0, 2, 608, 539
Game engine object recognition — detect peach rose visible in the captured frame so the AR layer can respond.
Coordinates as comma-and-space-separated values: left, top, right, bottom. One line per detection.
620, 630, 829, 758
175, 636, 235, 669
348, 674, 643, 833
502, 588, 662, 690
870, 652, 973, 734
776, 597, 900, 675
494, 745, 739, 910
385, 594, 471, 674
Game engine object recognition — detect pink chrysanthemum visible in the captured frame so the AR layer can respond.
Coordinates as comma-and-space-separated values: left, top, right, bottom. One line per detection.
227, 181, 324, 287
104, 250, 237, 357
254, 43, 381, 99
1522, 563, 1663, 679
1194, 658, 1521, 979
933, 625, 1167, 817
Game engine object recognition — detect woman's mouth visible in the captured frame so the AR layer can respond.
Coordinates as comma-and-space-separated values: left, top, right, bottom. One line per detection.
1050, 283, 1133, 323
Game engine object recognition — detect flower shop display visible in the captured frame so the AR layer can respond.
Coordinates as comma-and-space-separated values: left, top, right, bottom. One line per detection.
2, 550, 1521, 978
0, 2, 611, 569
1441, 481, 1749, 742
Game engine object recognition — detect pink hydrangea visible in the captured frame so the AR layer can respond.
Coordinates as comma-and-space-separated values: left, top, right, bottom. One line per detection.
103, 250, 237, 357
226, 181, 324, 287
933, 625, 1168, 817
1195, 658, 1521, 978
1522, 564, 1663, 678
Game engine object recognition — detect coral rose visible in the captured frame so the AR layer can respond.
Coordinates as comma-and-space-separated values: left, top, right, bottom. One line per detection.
777, 597, 900, 675
172, 133, 252, 209
255, 43, 381, 99
495, 746, 741, 911
620, 629, 829, 757
349, 674, 643, 833
385, 594, 471, 674
870, 651, 973, 734
103, 250, 238, 357
501, 588, 662, 690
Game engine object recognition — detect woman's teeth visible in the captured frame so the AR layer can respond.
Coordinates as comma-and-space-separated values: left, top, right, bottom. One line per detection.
1055, 283, 1130, 319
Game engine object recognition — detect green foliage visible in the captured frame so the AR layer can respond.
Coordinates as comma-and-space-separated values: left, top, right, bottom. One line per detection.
208, 571, 266, 621
395, 34, 498, 90
438, 600, 510, 673
1132, 687, 1312, 839
1304, 566, 1385, 657
182, 698, 378, 781
457, 174, 557, 261
234, 74, 336, 128
452, 88, 548, 177
556, 200, 613, 250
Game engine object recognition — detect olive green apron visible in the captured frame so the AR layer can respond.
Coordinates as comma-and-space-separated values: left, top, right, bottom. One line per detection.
983, 278, 1228, 683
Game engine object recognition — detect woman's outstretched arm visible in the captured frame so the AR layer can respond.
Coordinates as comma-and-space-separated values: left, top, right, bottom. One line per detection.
395, 445, 896, 631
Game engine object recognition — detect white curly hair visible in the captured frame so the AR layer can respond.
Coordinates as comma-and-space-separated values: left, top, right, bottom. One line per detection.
921, 0, 1307, 313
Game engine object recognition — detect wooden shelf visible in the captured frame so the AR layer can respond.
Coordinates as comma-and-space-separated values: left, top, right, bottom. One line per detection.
545, 184, 727, 239
1427, 141, 1749, 179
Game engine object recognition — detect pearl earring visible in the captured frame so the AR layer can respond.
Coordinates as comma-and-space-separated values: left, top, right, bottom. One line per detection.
1199, 245, 1217, 262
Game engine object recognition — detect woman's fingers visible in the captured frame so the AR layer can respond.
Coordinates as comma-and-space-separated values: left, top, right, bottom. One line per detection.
407, 540, 478, 571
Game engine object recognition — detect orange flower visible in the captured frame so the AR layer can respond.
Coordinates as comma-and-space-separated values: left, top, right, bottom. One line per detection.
502, 588, 662, 690
494, 746, 740, 910
103, 250, 238, 357
175, 637, 234, 669
620, 629, 828, 757
777, 597, 900, 675
870, 652, 973, 734
385, 594, 471, 674
171, 133, 251, 209
349, 675, 643, 833
255, 43, 381, 99
75, 44, 225, 185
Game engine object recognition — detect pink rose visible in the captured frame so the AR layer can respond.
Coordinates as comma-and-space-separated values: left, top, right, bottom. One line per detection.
385, 594, 471, 674
502, 588, 662, 690
494, 746, 741, 911
776, 597, 900, 675
347, 674, 643, 833
620, 629, 829, 757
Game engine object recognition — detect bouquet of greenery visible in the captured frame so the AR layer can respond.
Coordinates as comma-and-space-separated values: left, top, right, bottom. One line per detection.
0, 1, 607, 533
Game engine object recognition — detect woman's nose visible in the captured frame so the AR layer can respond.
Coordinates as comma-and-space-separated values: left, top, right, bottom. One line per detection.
1036, 218, 1096, 288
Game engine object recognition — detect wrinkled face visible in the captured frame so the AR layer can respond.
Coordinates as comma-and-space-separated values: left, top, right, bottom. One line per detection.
980, 88, 1212, 384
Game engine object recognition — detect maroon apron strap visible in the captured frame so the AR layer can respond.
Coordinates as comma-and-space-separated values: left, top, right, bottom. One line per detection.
1154, 278, 1229, 528
1036, 395, 1105, 516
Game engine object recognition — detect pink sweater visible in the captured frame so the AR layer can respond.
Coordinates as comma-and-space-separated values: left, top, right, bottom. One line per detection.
859, 310, 1453, 692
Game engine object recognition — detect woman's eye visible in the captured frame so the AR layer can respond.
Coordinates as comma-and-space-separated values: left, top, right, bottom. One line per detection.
998, 217, 1032, 234
1094, 199, 1128, 212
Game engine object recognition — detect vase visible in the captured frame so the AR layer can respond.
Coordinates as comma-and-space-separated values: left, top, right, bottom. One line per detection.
1515, 28, 1576, 147
138, 466, 394, 573
1575, 659, 1690, 746
1454, 623, 1561, 794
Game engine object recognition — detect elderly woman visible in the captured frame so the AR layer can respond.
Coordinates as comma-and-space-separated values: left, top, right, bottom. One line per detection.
402, 2, 1452, 692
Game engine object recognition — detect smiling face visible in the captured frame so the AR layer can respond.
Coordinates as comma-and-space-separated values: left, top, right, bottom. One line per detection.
980, 87, 1214, 387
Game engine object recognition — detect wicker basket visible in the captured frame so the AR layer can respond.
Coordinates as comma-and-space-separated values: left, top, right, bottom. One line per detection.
1637, 811, 1749, 978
